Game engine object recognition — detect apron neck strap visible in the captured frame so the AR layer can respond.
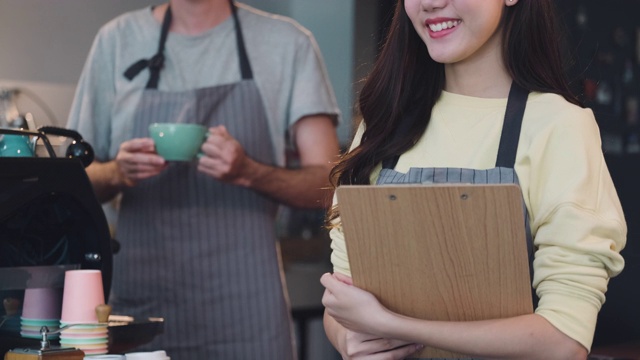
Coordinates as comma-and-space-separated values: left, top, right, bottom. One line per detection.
495, 82, 529, 168
123, 1, 253, 89
148, 5, 172, 89
123, 6, 172, 89
230, 0, 253, 80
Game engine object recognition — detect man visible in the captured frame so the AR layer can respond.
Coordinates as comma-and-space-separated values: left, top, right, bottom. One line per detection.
67, 0, 340, 358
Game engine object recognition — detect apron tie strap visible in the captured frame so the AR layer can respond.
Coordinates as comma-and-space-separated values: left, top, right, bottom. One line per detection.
123, 5, 172, 89
123, 53, 165, 80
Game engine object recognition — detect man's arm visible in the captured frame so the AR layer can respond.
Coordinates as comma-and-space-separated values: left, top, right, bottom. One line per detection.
86, 138, 167, 203
198, 114, 340, 209
86, 160, 127, 203
243, 114, 339, 208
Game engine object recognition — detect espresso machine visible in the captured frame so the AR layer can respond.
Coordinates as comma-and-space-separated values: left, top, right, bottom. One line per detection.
0, 127, 162, 358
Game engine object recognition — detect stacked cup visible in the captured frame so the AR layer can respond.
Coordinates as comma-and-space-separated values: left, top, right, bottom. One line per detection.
20, 288, 62, 339
1, 297, 22, 333
59, 270, 109, 356
125, 350, 171, 360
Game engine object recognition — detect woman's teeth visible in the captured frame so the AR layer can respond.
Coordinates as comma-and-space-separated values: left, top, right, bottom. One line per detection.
429, 20, 460, 32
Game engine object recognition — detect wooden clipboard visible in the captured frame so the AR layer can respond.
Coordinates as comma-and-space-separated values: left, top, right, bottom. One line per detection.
336, 184, 533, 358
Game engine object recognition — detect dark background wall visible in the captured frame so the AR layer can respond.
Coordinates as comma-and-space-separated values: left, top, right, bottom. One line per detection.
558, 0, 640, 348
559, 0, 640, 155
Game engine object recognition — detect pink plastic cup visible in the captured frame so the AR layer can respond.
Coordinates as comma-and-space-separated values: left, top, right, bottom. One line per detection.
60, 270, 105, 323
22, 287, 63, 320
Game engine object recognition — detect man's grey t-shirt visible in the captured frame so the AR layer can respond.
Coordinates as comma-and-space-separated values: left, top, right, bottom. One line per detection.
67, 2, 340, 165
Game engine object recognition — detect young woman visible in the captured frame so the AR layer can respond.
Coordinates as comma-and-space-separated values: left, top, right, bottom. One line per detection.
321, 0, 627, 359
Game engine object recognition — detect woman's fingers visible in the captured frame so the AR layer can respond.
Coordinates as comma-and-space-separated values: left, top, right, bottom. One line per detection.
342, 331, 423, 360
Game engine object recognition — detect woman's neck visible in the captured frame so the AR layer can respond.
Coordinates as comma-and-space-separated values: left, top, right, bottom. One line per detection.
445, 67, 513, 98
154, 0, 232, 35
443, 36, 513, 98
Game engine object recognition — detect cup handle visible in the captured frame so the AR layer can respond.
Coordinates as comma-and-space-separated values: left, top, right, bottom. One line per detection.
196, 132, 210, 159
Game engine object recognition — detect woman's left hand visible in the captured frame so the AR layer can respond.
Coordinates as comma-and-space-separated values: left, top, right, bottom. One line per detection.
321, 272, 391, 336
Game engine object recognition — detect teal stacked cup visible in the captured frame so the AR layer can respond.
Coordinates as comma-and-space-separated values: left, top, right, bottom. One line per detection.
0, 133, 34, 157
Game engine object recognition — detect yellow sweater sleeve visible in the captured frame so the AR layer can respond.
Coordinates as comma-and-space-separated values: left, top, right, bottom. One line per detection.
520, 98, 626, 350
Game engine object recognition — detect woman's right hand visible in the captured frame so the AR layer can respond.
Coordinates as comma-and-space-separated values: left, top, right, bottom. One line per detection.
114, 138, 166, 187
325, 272, 423, 359
337, 328, 423, 360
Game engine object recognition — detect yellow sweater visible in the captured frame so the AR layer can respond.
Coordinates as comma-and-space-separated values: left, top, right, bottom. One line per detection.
330, 90, 627, 350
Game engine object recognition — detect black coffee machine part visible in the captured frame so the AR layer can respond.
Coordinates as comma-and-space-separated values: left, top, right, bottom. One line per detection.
38, 126, 95, 168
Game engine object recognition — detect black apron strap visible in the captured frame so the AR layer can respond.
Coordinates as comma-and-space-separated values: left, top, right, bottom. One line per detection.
381, 154, 401, 170
230, 0, 253, 80
495, 82, 529, 168
123, 5, 172, 89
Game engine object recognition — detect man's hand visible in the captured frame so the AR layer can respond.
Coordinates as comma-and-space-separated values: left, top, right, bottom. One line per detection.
197, 125, 252, 186
115, 137, 167, 187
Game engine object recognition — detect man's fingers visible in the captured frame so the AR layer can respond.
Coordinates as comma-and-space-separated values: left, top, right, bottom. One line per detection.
121, 138, 156, 152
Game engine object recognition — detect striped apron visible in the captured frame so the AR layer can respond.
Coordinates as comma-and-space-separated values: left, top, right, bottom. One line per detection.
111, 2, 295, 359
378, 84, 535, 360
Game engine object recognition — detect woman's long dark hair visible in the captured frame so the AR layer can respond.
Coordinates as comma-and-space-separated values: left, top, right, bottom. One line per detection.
328, 0, 580, 224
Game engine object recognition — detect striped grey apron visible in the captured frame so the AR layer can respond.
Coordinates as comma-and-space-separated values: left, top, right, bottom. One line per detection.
378, 84, 535, 360
111, 3, 295, 359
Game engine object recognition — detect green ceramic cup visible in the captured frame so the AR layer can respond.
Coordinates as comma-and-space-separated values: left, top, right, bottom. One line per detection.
149, 123, 208, 161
